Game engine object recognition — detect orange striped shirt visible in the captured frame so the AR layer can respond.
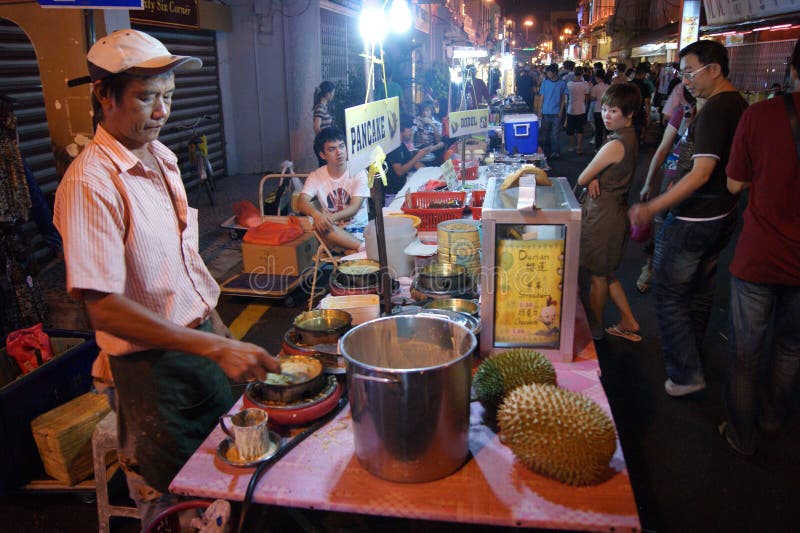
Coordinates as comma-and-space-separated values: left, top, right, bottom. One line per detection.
54, 125, 219, 364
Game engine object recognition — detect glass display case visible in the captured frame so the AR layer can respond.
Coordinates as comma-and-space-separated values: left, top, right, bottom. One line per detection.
479, 176, 581, 362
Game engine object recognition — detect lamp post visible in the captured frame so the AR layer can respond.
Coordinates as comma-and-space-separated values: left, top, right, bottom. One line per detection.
524, 19, 534, 44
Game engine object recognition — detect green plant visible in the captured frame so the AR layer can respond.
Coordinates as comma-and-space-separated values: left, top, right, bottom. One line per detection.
421, 63, 450, 109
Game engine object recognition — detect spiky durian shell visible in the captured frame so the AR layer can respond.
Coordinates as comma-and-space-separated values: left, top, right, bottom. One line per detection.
497, 383, 617, 486
473, 349, 557, 407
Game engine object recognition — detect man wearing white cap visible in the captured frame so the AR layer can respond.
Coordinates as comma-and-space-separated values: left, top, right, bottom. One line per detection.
54, 29, 279, 525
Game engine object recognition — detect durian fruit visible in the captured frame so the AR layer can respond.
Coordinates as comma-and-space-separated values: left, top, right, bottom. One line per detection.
497, 383, 617, 486
473, 349, 556, 408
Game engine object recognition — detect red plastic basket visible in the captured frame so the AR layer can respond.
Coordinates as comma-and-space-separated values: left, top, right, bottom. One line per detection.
470, 190, 486, 220
452, 160, 479, 180
401, 191, 467, 230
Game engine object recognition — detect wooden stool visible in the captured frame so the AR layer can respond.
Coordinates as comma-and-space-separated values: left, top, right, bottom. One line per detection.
92, 411, 141, 532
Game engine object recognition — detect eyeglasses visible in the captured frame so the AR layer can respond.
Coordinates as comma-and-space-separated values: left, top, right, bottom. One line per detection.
679, 63, 711, 82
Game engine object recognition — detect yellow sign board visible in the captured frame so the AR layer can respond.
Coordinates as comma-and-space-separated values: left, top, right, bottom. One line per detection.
344, 97, 401, 171
447, 109, 489, 138
494, 238, 565, 347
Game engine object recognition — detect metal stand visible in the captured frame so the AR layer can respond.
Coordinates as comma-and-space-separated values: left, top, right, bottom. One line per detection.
370, 180, 393, 316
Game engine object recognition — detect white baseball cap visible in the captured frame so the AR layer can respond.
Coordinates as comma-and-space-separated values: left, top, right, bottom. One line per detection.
86, 29, 201, 82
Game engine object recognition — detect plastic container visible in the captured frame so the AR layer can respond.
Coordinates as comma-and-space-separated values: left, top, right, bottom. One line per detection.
401, 191, 467, 231
0, 329, 98, 494
503, 113, 539, 155
364, 216, 417, 278
452, 159, 479, 180
470, 190, 486, 220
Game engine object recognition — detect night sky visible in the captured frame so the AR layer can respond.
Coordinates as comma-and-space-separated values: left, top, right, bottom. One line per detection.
496, 0, 572, 21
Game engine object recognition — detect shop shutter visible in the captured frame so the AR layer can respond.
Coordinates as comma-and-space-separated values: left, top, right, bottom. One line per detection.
727, 40, 795, 92
132, 25, 227, 190
320, 8, 362, 84
0, 19, 58, 266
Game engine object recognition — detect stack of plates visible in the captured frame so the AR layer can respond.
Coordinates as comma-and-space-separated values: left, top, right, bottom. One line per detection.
437, 220, 481, 286
319, 294, 380, 325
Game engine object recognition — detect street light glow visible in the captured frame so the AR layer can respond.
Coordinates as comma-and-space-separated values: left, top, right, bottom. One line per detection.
524, 19, 534, 27
359, 6, 387, 43
388, 0, 412, 34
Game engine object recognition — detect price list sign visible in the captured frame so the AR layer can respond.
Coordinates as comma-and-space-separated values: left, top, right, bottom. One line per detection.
493, 239, 565, 347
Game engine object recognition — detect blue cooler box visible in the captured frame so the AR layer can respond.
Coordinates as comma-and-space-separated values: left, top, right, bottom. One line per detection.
503, 113, 539, 155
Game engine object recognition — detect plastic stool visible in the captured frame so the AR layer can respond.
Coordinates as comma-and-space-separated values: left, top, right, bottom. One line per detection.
92, 411, 141, 532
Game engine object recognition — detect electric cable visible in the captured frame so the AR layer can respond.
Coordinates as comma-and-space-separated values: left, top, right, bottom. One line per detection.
235, 388, 350, 533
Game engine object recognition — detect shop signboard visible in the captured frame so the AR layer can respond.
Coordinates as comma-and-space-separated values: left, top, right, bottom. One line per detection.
414, 4, 431, 34
447, 109, 489, 138
130, 0, 199, 29
38, 0, 142, 8
679, 0, 701, 51
703, 0, 798, 25
344, 97, 401, 173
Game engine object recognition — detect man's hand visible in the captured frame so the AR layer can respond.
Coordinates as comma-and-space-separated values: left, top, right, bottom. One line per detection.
312, 211, 335, 234
629, 202, 654, 227
588, 179, 601, 199
414, 146, 431, 162
205, 337, 279, 382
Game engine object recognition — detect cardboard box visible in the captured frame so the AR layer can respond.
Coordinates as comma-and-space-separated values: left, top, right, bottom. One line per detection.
31, 392, 111, 485
242, 232, 319, 275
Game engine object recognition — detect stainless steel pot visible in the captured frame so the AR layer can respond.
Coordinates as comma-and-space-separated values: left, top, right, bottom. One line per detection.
339, 315, 476, 483
416, 263, 467, 293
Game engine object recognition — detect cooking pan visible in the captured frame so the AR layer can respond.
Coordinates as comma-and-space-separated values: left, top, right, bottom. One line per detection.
293, 309, 352, 345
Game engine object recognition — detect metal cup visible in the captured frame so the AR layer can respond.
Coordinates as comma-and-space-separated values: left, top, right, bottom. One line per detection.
219, 408, 269, 461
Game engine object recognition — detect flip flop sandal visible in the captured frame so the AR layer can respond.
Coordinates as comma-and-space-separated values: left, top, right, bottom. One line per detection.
605, 325, 642, 342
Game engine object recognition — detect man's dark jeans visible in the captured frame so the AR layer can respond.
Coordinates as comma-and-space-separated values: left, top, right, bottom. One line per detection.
725, 277, 800, 453
652, 211, 737, 386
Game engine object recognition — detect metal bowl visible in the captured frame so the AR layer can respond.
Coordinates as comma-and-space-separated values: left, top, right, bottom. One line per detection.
423, 298, 479, 317
293, 309, 352, 345
416, 263, 467, 293
255, 355, 326, 403
336, 259, 381, 288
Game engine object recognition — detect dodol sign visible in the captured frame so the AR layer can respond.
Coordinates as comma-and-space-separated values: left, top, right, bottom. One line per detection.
447, 109, 489, 138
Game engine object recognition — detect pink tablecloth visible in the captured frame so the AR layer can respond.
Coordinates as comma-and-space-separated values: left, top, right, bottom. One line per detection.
171, 304, 640, 531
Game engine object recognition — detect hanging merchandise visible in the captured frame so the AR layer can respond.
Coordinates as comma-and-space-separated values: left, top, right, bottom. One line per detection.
0, 99, 32, 222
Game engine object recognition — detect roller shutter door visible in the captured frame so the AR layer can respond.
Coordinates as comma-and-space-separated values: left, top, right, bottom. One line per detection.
320, 8, 362, 84
0, 19, 58, 266
132, 25, 227, 191
727, 40, 796, 92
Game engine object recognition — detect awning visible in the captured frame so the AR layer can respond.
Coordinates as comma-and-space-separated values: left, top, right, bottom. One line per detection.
627, 22, 679, 49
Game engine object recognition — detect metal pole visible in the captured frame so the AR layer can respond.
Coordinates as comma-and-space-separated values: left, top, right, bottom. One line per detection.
370, 179, 393, 316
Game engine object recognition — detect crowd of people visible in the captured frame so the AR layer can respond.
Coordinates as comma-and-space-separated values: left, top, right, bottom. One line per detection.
515, 58, 687, 159
544, 39, 799, 461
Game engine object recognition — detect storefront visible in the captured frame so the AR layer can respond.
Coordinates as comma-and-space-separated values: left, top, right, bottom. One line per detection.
701, 3, 800, 95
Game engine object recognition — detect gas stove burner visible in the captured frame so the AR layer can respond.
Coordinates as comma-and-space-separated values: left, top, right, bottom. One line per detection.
410, 277, 474, 302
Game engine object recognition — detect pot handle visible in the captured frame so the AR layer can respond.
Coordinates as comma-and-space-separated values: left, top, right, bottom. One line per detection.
351, 373, 401, 385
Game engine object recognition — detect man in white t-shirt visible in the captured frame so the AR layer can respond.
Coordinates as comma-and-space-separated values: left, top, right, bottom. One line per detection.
298, 127, 369, 251
566, 66, 591, 154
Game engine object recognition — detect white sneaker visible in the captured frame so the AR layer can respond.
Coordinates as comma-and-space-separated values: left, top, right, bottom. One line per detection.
664, 378, 706, 397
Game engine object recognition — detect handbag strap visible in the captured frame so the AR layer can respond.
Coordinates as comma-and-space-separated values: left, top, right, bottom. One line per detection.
783, 93, 800, 162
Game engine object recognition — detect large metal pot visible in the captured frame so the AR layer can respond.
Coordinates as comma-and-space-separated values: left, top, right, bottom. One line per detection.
339, 315, 476, 483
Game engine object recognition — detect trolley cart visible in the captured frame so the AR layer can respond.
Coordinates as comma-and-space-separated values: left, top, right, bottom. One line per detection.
219, 170, 326, 306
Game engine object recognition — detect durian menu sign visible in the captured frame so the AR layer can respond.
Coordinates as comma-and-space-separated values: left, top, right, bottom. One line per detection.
494, 239, 565, 347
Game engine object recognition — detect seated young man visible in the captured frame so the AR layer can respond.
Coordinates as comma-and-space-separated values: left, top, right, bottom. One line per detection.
297, 127, 369, 252
385, 114, 432, 196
